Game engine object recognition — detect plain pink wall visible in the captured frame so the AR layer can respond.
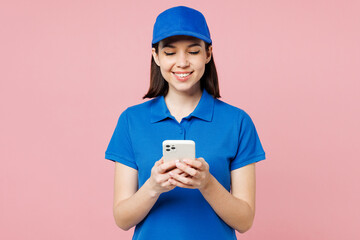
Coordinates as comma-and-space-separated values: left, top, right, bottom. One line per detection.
1, 0, 359, 239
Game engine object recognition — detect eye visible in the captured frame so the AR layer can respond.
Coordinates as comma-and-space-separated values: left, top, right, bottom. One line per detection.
189, 51, 200, 55
164, 52, 175, 56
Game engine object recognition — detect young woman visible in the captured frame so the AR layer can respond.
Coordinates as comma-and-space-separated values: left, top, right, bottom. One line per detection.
105, 6, 266, 240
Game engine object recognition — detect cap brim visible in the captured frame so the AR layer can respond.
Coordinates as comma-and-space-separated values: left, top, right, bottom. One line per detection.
152, 31, 212, 44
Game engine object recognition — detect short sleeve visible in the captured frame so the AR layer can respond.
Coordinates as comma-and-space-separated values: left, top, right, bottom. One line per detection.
105, 109, 138, 170
230, 111, 266, 171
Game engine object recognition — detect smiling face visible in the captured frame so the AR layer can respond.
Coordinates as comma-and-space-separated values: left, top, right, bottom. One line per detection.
152, 36, 212, 96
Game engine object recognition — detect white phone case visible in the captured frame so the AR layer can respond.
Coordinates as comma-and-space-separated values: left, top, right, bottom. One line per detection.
162, 140, 195, 162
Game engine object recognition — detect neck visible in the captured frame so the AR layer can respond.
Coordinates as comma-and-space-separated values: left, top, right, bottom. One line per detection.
164, 87, 203, 122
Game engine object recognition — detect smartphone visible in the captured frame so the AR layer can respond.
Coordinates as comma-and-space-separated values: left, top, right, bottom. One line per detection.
162, 140, 195, 162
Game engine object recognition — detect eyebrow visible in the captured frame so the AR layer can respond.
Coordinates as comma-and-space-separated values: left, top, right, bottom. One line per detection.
162, 43, 202, 49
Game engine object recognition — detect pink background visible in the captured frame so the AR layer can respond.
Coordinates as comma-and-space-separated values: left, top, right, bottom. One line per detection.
1, 0, 359, 239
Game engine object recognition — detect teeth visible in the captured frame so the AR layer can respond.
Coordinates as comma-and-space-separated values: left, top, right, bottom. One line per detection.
174, 73, 191, 78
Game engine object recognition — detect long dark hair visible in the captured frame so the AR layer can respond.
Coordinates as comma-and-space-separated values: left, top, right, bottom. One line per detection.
143, 40, 220, 99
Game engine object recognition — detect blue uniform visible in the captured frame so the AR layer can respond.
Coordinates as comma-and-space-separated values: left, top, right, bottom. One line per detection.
105, 89, 266, 240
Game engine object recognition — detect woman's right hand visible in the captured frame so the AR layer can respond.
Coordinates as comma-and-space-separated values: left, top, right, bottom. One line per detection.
148, 158, 186, 194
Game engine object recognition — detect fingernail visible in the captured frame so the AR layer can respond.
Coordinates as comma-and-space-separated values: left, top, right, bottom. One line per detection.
175, 159, 179, 163
183, 159, 188, 163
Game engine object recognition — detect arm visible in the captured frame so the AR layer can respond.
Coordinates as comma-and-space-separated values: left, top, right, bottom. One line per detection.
200, 164, 256, 233
112, 162, 157, 230
169, 159, 256, 233
112, 159, 183, 230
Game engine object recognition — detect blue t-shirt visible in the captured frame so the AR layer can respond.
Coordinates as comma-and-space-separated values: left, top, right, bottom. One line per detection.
105, 89, 266, 240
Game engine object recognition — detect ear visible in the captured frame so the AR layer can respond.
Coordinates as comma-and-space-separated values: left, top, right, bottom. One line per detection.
205, 45, 212, 64
152, 48, 160, 66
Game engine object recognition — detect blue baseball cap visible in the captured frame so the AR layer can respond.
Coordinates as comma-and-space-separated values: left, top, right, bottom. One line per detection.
152, 6, 212, 45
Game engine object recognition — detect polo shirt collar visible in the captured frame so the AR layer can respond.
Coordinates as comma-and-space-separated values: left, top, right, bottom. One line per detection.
150, 95, 172, 123
150, 89, 215, 123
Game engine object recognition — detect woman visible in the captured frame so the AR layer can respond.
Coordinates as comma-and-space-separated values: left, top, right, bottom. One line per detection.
105, 6, 266, 240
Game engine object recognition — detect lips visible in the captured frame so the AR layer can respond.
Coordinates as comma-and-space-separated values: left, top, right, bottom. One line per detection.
172, 72, 193, 81
174, 72, 191, 77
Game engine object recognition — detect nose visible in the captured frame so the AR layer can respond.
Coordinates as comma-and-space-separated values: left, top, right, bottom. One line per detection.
176, 52, 189, 68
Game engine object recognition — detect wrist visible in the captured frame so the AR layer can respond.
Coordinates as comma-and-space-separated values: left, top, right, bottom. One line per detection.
145, 179, 161, 198
199, 174, 215, 193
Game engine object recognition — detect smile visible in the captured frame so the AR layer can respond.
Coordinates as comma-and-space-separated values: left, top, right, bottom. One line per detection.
172, 72, 193, 82
174, 72, 191, 77
173, 72, 193, 78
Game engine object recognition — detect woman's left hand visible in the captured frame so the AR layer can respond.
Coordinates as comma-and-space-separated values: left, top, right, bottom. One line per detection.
168, 157, 212, 189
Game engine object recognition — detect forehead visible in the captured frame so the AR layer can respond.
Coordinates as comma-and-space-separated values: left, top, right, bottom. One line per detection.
159, 35, 204, 48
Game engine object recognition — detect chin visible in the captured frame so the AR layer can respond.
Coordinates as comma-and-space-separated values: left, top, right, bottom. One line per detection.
172, 85, 201, 94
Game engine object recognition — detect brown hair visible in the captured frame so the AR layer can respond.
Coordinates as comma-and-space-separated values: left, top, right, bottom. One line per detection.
143, 40, 220, 99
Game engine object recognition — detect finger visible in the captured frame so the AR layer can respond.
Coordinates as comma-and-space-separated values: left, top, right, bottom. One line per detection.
157, 160, 177, 173
155, 159, 162, 167
180, 172, 189, 177
161, 179, 176, 188
175, 160, 199, 177
154, 173, 171, 184
169, 168, 189, 177
169, 168, 185, 175
182, 158, 203, 170
168, 177, 194, 189
169, 171, 194, 186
